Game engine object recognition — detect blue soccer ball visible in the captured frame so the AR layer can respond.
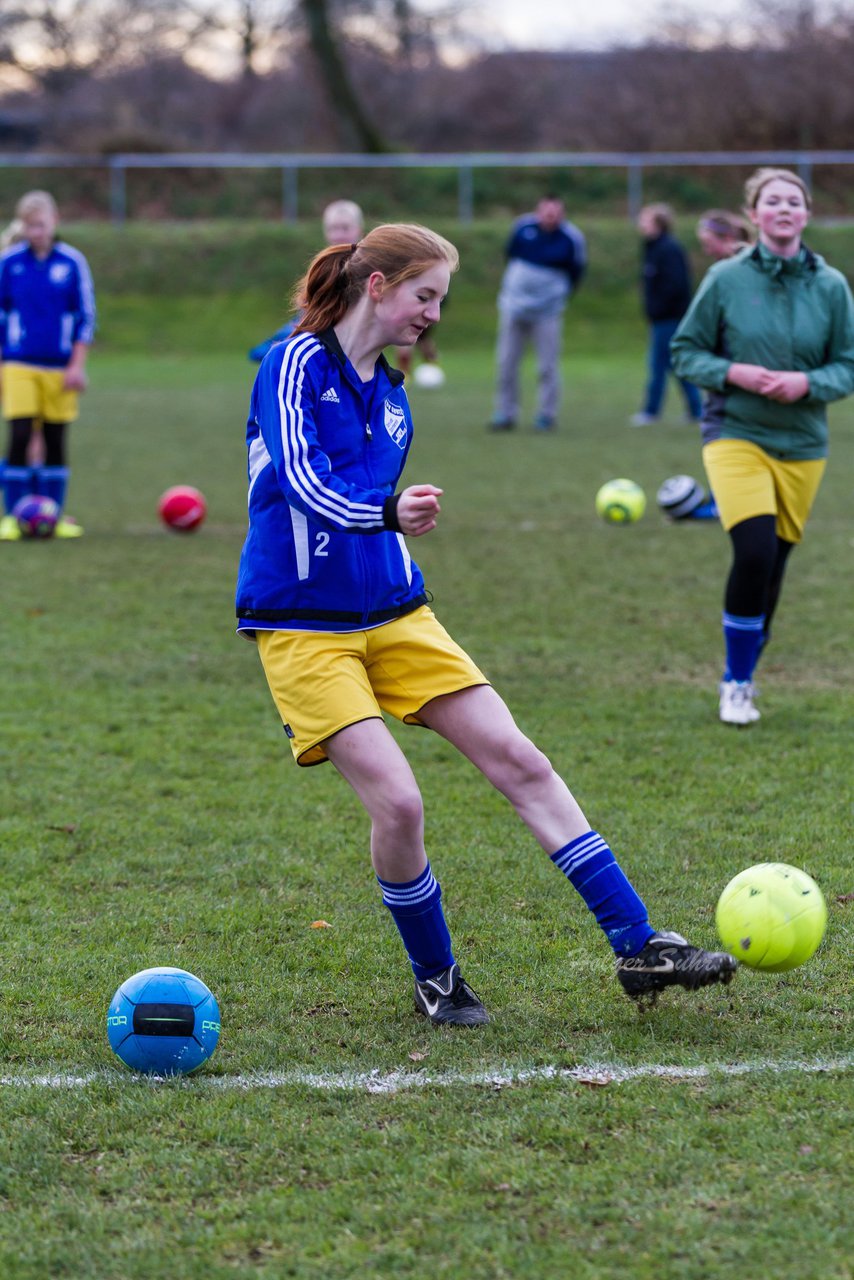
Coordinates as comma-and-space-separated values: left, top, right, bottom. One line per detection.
107, 966, 221, 1075
13, 493, 59, 538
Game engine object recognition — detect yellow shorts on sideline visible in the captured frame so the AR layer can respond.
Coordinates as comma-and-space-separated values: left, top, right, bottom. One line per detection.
2, 363, 79, 423
703, 438, 826, 544
256, 605, 490, 767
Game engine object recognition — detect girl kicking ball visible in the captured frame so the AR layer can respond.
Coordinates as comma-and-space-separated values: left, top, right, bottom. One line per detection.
236, 223, 736, 1023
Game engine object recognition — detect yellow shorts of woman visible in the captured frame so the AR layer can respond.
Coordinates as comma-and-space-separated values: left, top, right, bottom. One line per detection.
256, 605, 489, 766
703, 438, 826, 544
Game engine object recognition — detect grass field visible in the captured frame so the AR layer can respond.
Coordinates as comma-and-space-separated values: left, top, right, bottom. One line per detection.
1, 286, 853, 1277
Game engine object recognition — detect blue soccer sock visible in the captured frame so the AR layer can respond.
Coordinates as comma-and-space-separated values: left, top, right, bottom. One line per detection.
377, 863, 455, 982
35, 465, 69, 512
2, 464, 31, 515
690, 497, 719, 520
551, 830, 654, 957
722, 611, 765, 682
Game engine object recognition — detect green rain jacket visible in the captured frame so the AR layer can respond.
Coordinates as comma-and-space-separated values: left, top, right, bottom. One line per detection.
671, 243, 854, 459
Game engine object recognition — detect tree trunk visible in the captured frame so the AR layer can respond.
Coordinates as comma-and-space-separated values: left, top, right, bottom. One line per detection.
300, 0, 386, 152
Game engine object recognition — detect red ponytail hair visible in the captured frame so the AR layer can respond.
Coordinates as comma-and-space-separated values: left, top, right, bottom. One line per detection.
293, 223, 459, 334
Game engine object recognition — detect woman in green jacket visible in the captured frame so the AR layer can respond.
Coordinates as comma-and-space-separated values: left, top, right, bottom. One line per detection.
671, 167, 854, 726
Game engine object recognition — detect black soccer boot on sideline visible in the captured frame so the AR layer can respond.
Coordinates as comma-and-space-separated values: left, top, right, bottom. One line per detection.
616, 931, 738, 1008
414, 963, 490, 1026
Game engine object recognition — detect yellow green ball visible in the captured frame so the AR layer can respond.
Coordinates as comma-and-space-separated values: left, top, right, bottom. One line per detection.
715, 862, 827, 972
595, 478, 646, 524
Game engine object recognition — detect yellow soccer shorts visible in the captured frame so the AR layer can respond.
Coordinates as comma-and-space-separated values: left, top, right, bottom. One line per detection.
703, 438, 826, 544
2, 362, 79, 423
256, 605, 490, 766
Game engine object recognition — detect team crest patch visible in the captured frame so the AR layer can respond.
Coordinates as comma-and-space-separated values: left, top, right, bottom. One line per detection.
384, 399, 408, 449
49, 263, 72, 284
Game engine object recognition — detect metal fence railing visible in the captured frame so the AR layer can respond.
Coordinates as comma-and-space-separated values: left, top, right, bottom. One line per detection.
2, 149, 853, 222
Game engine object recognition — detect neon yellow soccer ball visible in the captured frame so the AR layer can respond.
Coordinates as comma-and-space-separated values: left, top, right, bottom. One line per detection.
595, 478, 646, 524
715, 862, 827, 971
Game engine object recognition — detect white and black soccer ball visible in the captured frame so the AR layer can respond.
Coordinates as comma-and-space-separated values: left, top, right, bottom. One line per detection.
656, 475, 706, 520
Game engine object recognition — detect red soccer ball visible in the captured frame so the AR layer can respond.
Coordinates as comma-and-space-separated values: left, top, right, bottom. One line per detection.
158, 485, 207, 533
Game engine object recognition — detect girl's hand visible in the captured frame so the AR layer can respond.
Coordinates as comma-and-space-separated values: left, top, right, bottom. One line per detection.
757, 370, 810, 403
726, 362, 770, 393
727, 363, 809, 403
63, 365, 88, 392
396, 484, 443, 536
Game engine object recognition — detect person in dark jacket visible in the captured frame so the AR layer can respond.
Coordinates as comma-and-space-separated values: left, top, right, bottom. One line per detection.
236, 222, 736, 1028
630, 203, 702, 427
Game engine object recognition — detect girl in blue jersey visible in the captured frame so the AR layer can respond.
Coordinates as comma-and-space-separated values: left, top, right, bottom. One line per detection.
0, 190, 96, 539
237, 223, 736, 1024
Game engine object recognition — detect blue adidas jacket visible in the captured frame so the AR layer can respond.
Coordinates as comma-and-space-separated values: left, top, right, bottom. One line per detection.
0, 240, 96, 366
236, 328, 428, 633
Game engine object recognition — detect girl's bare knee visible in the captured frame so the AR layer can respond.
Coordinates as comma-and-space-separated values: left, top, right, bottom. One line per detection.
376, 787, 424, 843
499, 736, 553, 792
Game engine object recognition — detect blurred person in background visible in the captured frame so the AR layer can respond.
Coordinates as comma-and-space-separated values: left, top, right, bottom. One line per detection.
249, 200, 365, 363
0, 190, 95, 540
672, 209, 755, 519
696, 209, 753, 262
490, 195, 586, 432
629, 203, 701, 427
657, 208, 754, 523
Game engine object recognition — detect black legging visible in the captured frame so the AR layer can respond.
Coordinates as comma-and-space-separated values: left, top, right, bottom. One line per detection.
725, 514, 795, 646
7, 418, 67, 467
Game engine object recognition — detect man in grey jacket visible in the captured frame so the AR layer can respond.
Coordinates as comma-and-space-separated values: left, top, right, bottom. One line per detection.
490, 196, 587, 432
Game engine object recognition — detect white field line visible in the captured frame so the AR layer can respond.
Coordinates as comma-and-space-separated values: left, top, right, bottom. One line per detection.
1, 1054, 853, 1094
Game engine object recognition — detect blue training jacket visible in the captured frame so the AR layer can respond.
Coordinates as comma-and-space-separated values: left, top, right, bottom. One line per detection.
236, 327, 428, 634
0, 240, 96, 366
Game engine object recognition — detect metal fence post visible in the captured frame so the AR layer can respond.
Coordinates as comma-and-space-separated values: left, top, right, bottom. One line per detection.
282, 166, 299, 222
627, 162, 643, 221
458, 165, 474, 223
797, 155, 813, 192
109, 160, 127, 225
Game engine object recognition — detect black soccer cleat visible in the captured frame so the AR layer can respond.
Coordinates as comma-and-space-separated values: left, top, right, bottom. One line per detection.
616, 931, 738, 1007
414, 963, 490, 1027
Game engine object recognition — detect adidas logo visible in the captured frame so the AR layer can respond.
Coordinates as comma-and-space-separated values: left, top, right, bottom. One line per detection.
320, 387, 340, 403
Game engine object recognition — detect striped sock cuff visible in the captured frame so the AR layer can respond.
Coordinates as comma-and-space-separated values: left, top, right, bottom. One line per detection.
550, 830, 610, 878
377, 864, 439, 912
550, 830, 651, 957
722, 611, 765, 632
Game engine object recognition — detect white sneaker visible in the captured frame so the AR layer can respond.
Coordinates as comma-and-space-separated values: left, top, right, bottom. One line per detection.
719, 679, 760, 726
628, 413, 658, 427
